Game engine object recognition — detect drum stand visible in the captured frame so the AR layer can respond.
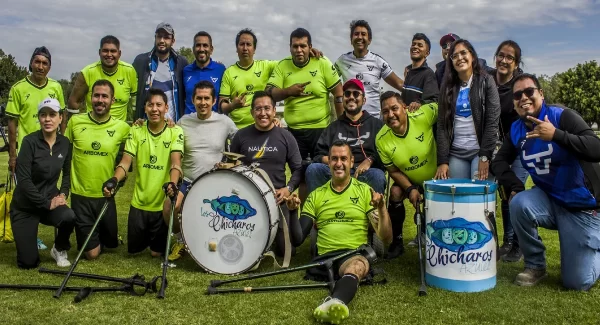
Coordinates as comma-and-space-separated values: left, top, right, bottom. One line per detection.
207, 245, 377, 295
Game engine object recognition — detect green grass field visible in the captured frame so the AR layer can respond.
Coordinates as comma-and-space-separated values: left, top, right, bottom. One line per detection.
0, 152, 598, 325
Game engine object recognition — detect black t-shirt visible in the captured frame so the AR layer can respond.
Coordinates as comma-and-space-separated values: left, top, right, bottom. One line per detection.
230, 125, 303, 191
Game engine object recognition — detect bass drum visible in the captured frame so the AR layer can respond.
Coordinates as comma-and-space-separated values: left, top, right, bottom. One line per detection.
180, 165, 279, 275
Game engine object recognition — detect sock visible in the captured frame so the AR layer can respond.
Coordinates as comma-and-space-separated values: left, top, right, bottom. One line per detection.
331, 274, 359, 305
388, 201, 406, 241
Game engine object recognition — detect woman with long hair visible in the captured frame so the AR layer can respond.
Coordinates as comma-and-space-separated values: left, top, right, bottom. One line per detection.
489, 40, 528, 262
435, 39, 500, 181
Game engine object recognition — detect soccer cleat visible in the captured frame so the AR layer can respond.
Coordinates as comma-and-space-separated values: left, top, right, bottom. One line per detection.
168, 241, 185, 261
313, 297, 349, 324
37, 238, 47, 250
514, 268, 547, 287
50, 245, 71, 268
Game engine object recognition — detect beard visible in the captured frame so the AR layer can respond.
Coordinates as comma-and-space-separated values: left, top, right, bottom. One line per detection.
155, 46, 169, 55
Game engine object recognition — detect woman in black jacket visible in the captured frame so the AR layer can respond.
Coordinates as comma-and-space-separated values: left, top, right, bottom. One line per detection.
435, 39, 500, 180
10, 98, 75, 269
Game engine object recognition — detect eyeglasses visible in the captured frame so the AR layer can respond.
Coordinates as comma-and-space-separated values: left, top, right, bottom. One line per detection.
344, 90, 362, 98
442, 42, 453, 50
513, 87, 538, 101
252, 106, 274, 112
450, 50, 470, 61
496, 54, 516, 64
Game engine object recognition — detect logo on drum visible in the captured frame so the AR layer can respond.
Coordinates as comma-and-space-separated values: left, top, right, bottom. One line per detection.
203, 195, 257, 221
426, 218, 492, 252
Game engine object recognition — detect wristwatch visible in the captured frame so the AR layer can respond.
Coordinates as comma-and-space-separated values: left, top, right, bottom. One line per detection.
287, 185, 294, 193
479, 156, 489, 162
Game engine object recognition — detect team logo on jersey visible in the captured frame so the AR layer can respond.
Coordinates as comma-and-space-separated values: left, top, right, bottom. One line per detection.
310, 70, 317, 77
382, 63, 388, 70
163, 141, 171, 148
48, 93, 56, 99
331, 65, 336, 70
350, 197, 359, 204
246, 84, 254, 91
416, 132, 424, 142
79, 127, 87, 134
25, 94, 30, 101
186, 76, 192, 83
91, 141, 101, 150
410, 156, 419, 165
140, 139, 147, 145
522, 143, 553, 175
335, 211, 345, 219
211, 77, 219, 83
254, 71, 262, 77
367, 65, 375, 71
150, 155, 157, 164
179, 133, 184, 140
107, 130, 115, 137
117, 79, 124, 85
233, 76, 238, 80
356, 73, 363, 80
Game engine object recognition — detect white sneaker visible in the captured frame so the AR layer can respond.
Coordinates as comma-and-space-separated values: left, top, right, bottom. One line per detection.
313, 297, 349, 324
51, 245, 71, 267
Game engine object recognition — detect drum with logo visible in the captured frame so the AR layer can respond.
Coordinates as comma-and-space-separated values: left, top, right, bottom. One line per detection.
180, 165, 279, 275
423, 179, 498, 292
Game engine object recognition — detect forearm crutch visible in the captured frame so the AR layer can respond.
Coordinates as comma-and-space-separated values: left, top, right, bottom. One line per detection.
156, 194, 177, 299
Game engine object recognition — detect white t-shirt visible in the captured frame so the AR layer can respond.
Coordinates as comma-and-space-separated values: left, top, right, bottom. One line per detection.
335, 51, 393, 118
153, 60, 176, 120
177, 112, 237, 181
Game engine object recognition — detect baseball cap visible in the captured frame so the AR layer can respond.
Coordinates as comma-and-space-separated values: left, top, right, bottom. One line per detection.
156, 22, 174, 35
343, 79, 365, 93
37, 98, 62, 112
440, 33, 461, 46
29, 46, 51, 72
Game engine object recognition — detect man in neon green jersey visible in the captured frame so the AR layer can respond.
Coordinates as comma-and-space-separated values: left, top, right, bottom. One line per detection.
66, 35, 138, 130
65, 79, 130, 260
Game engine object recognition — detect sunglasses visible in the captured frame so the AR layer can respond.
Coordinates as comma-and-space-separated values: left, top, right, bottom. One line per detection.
513, 87, 538, 101
344, 90, 362, 98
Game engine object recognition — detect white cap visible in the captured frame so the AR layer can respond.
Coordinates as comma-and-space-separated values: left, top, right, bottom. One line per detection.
37, 98, 62, 112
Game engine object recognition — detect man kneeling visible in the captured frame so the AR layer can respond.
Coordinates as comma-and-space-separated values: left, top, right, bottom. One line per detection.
286, 140, 391, 324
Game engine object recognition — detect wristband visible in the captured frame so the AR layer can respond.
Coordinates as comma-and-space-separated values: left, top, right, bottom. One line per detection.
115, 164, 128, 178
405, 185, 419, 196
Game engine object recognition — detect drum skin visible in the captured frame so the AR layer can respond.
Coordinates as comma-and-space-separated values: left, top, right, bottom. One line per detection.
423, 179, 497, 292
180, 166, 279, 275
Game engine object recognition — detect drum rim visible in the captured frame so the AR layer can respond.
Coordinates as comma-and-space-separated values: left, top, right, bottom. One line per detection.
179, 166, 277, 276
424, 178, 498, 195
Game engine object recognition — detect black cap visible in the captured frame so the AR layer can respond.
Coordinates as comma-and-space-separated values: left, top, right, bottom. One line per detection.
29, 46, 51, 71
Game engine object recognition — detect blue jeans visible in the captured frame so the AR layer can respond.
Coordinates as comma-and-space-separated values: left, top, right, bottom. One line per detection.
305, 163, 386, 194
510, 187, 600, 290
448, 155, 495, 181
501, 158, 529, 244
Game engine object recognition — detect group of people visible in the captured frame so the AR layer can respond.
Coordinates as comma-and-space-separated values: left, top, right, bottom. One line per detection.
5, 19, 600, 324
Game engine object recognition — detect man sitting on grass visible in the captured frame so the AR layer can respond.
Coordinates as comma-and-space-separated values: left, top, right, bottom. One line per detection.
285, 140, 391, 324
492, 73, 600, 290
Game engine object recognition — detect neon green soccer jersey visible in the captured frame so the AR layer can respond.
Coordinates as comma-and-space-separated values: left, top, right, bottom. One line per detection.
376, 103, 438, 186
301, 178, 375, 255
65, 113, 130, 198
267, 56, 340, 129
124, 123, 184, 211
5, 77, 65, 148
220, 60, 278, 129
81, 61, 138, 122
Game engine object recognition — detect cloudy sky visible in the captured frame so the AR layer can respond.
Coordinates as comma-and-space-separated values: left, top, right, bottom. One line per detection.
2, 0, 599, 84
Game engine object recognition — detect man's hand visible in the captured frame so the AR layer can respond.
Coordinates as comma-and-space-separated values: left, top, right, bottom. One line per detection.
273, 117, 282, 128
354, 159, 372, 178
370, 188, 384, 209
434, 164, 449, 180
407, 187, 422, 209
285, 193, 301, 211
231, 93, 247, 110
166, 118, 175, 128
102, 177, 119, 197
49, 195, 67, 210
162, 182, 178, 199
8, 156, 16, 173
275, 187, 291, 205
286, 82, 311, 97
309, 48, 323, 59
526, 115, 556, 141
477, 160, 489, 180
407, 102, 421, 113
132, 118, 145, 127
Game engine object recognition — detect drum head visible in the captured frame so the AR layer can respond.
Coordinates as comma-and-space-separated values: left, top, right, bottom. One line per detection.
181, 169, 274, 275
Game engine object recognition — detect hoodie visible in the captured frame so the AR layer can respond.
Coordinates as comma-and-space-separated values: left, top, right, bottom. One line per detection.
314, 110, 385, 169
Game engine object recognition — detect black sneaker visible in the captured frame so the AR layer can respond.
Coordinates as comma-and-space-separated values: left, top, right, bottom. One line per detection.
386, 238, 404, 259
498, 242, 513, 257
514, 268, 547, 286
502, 245, 523, 262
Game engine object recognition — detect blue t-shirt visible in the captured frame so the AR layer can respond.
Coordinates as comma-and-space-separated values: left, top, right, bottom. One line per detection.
456, 87, 471, 117
183, 59, 226, 113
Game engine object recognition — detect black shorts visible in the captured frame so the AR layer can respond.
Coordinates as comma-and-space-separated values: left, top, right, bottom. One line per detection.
304, 249, 369, 282
127, 206, 168, 254
288, 127, 325, 161
71, 194, 118, 252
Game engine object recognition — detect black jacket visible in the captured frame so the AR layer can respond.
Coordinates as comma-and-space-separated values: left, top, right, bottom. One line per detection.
132, 49, 188, 120
402, 61, 439, 105
437, 73, 500, 165
487, 67, 523, 138
314, 111, 384, 169
11, 131, 71, 211
435, 58, 489, 88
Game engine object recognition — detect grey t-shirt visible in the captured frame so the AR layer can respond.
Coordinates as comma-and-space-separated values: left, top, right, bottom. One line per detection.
153, 60, 176, 120
451, 76, 479, 159
177, 112, 237, 181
